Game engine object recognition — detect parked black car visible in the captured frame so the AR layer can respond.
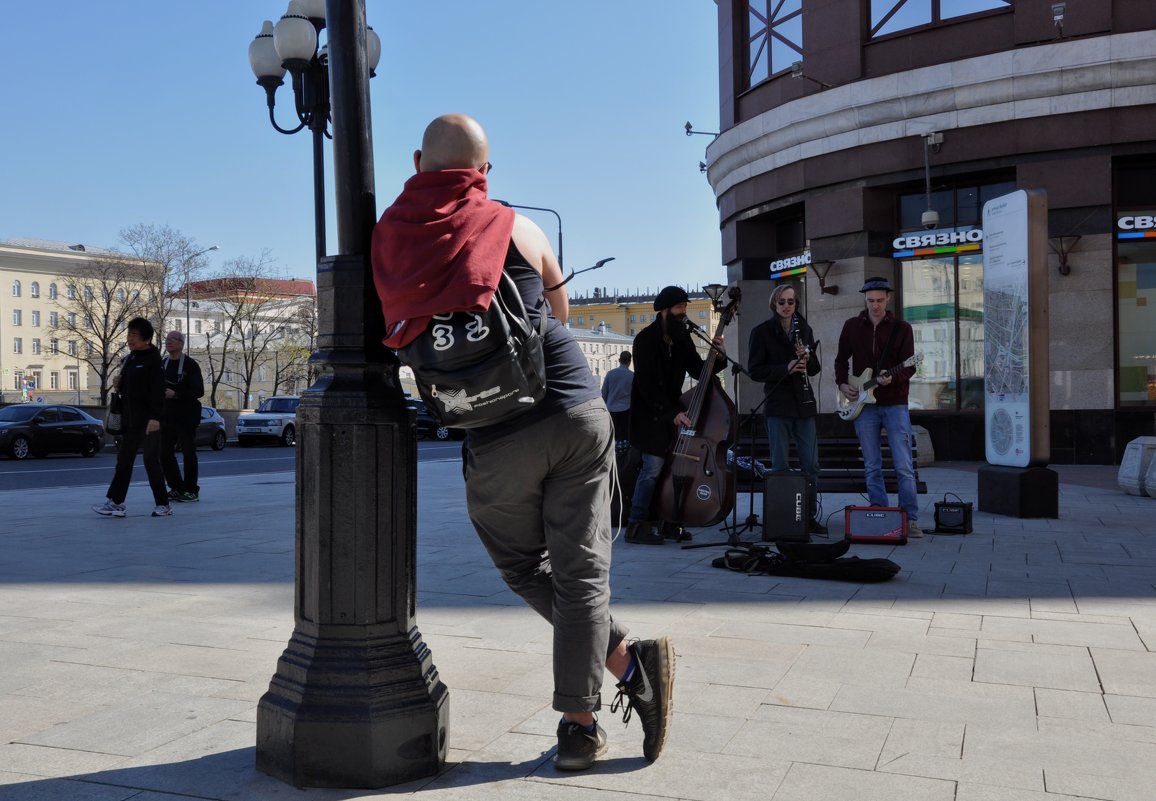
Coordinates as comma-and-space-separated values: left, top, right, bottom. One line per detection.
412, 398, 464, 441
0, 404, 105, 460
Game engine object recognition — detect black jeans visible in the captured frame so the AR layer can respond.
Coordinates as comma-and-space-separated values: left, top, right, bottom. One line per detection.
108, 426, 169, 506
161, 422, 199, 494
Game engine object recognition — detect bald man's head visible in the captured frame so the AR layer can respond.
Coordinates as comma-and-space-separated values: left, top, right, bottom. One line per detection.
417, 114, 490, 172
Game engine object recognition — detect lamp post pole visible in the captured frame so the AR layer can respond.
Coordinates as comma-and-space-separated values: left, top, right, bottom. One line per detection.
250, 1, 447, 789
183, 245, 218, 339
493, 200, 563, 268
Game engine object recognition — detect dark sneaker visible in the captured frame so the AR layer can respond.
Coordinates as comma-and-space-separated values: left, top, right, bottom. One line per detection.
152, 505, 174, 517
661, 522, 692, 542
554, 719, 607, 771
179, 492, 199, 503
611, 637, 675, 762
168, 489, 183, 502
625, 522, 664, 545
92, 500, 126, 518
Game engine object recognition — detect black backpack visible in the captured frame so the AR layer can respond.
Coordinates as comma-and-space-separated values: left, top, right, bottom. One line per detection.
397, 270, 548, 429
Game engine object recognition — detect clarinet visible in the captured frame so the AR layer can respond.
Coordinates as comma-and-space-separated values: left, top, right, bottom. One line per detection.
794, 327, 816, 405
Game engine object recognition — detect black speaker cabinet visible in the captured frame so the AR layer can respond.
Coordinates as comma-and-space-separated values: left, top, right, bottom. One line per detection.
933, 501, 973, 534
845, 506, 907, 545
762, 473, 811, 543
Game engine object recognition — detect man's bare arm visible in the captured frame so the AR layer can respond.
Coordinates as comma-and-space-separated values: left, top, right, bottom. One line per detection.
511, 214, 568, 322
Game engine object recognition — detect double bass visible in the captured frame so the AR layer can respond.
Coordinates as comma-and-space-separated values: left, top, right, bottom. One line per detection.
653, 286, 741, 528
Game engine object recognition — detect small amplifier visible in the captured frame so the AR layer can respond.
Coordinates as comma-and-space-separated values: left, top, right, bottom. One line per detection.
845, 506, 907, 545
933, 497, 973, 534
762, 473, 811, 543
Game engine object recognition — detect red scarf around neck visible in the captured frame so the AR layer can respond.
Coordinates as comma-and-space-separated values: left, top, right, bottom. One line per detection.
371, 169, 515, 349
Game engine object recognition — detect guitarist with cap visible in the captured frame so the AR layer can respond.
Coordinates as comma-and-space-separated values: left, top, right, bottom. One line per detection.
834, 276, 923, 538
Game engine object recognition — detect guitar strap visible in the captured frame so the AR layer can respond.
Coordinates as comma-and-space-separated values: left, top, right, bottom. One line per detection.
875, 318, 900, 375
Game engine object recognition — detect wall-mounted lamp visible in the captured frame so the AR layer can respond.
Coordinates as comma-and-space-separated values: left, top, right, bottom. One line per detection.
789, 61, 832, 89
1052, 2, 1066, 37
699, 161, 707, 174
922, 132, 944, 229
1049, 234, 1081, 276
685, 121, 719, 138
811, 260, 839, 295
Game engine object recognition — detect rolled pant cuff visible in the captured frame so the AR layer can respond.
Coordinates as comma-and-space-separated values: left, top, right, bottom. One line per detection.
554, 692, 603, 714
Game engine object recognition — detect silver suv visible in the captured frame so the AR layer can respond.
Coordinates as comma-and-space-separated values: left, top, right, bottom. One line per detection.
236, 396, 301, 447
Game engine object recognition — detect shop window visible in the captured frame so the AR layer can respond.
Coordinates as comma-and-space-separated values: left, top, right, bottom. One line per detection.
871, 0, 1011, 38
746, 0, 802, 88
1118, 239, 1156, 407
900, 255, 984, 411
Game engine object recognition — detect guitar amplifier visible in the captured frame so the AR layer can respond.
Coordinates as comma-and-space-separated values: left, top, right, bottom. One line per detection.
762, 473, 811, 543
933, 499, 973, 534
845, 506, 907, 544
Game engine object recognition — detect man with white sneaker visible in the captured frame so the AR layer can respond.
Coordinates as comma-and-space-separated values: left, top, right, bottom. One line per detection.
93, 317, 173, 519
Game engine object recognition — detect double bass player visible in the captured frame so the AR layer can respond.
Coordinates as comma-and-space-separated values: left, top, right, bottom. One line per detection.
624, 286, 726, 545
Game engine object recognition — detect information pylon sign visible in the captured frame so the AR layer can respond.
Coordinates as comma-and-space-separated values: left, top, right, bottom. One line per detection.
982, 189, 1050, 467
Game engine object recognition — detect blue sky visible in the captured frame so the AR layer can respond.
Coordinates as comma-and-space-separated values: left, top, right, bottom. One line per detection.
1, 2, 722, 298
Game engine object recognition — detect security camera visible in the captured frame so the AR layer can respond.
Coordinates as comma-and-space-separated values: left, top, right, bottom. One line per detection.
921, 209, 940, 230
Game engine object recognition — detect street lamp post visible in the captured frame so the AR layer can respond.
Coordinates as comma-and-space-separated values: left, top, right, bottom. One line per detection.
183, 245, 218, 338
249, 0, 382, 264
249, 1, 447, 790
493, 200, 563, 268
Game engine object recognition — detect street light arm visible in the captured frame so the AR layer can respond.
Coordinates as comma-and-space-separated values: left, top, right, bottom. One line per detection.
259, 77, 308, 135
493, 199, 563, 268
544, 257, 615, 292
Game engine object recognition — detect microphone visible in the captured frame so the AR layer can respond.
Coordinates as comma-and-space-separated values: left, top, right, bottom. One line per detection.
683, 317, 706, 334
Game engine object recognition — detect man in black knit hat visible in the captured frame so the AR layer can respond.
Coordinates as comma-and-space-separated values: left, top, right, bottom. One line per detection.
624, 286, 724, 544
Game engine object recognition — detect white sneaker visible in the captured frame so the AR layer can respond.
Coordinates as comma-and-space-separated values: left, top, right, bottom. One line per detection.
93, 500, 126, 518
907, 521, 924, 538
151, 505, 174, 517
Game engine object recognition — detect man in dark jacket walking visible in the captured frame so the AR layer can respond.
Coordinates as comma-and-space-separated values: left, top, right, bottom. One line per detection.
160, 330, 205, 503
624, 286, 723, 544
93, 317, 172, 518
748, 282, 825, 533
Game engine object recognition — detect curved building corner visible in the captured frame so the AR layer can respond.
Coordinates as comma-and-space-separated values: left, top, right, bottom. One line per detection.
709, 0, 1156, 463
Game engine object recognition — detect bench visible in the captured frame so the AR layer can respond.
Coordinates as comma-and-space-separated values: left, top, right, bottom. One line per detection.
732, 417, 928, 495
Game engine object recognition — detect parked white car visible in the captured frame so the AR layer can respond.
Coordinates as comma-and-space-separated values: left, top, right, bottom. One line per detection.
236, 396, 301, 447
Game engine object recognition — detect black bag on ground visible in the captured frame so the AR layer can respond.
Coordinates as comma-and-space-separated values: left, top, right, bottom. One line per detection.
611, 443, 642, 527
397, 270, 548, 429
711, 540, 900, 583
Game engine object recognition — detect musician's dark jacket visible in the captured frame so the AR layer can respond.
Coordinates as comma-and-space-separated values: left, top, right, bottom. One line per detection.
747, 313, 820, 419
628, 315, 723, 456
834, 310, 915, 406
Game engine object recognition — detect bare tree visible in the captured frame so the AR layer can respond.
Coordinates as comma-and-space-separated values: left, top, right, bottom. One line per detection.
119, 223, 214, 332
198, 253, 312, 407
47, 255, 154, 406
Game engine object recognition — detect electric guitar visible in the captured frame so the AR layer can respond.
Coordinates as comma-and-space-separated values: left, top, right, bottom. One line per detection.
836, 353, 924, 422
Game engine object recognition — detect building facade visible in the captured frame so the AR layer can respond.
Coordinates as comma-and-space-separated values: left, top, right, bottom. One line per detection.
0, 239, 118, 405
708, 0, 1156, 463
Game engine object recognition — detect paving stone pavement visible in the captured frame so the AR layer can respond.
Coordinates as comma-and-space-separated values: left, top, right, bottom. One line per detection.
1, 459, 1154, 800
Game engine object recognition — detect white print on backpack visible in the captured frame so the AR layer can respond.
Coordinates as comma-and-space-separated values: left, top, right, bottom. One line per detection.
431, 313, 491, 351
465, 315, 490, 342
435, 384, 530, 415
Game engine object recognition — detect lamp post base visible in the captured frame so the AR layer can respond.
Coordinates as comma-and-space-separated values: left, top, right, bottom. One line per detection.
257, 625, 448, 788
